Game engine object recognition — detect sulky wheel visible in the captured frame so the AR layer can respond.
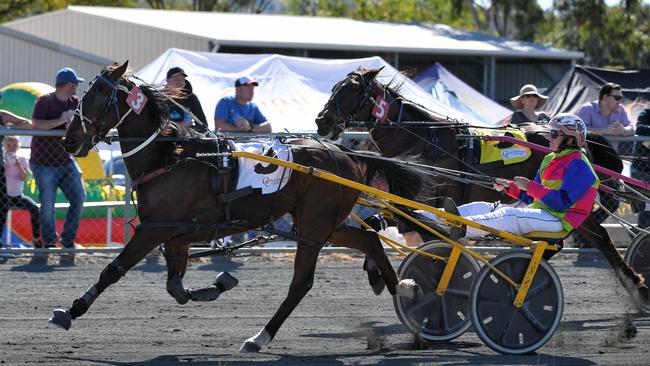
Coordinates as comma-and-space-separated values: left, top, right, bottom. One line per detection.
469, 251, 563, 355
393, 241, 480, 341
624, 231, 650, 311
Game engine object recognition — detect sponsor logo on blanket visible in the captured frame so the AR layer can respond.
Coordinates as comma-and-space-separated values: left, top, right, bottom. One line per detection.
502, 148, 528, 160
236, 139, 293, 194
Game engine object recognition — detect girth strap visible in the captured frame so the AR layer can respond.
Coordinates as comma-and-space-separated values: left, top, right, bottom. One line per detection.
219, 186, 260, 203
132, 162, 180, 190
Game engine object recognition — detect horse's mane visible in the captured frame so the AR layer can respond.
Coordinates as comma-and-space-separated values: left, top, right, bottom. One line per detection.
356, 66, 447, 124
118, 69, 205, 160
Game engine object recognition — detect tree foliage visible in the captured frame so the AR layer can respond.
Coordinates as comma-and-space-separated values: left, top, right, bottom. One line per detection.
0, 1, 135, 23
143, 0, 272, 13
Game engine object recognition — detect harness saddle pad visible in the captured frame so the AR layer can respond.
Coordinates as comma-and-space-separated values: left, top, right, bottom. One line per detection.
468, 127, 531, 166
235, 139, 293, 194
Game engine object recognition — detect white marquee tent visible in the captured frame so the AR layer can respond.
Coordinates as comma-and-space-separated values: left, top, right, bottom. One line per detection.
136, 49, 496, 132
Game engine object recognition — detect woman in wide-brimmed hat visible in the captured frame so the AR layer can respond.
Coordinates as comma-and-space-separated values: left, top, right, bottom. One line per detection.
509, 84, 550, 125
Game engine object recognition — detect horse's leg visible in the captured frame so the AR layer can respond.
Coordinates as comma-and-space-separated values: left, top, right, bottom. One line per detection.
577, 216, 649, 304
163, 241, 239, 304
329, 225, 419, 298
239, 242, 321, 353
163, 241, 192, 304
329, 226, 397, 295
361, 214, 391, 295
49, 228, 171, 330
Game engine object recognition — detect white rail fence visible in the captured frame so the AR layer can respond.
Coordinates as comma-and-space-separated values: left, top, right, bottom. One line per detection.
0, 129, 646, 252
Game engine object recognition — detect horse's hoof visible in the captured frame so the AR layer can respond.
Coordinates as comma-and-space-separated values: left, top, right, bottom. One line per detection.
48, 309, 71, 330
215, 272, 239, 292
188, 286, 220, 302
239, 340, 261, 353
396, 279, 422, 299
370, 278, 386, 296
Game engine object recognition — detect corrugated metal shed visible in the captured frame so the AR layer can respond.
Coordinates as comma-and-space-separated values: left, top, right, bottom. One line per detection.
4, 6, 582, 66
4, 8, 213, 70
0, 25, 112, 88
2, 5, 583, 103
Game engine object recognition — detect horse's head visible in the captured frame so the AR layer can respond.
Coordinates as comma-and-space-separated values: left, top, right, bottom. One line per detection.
62, 61, 131, 157
315, 67, 384, 140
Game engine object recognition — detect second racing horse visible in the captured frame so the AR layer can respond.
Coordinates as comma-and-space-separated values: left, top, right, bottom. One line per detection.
315, 67, 649, 306
52, 61, 428, 352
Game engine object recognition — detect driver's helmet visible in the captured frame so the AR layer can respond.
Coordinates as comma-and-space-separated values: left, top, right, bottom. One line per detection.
548, 113, 587, 147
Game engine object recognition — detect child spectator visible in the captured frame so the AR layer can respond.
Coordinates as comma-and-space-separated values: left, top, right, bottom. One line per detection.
3, 136, 41, 247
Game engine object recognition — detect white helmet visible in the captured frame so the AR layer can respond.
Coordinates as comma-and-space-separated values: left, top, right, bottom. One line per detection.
548, 113, 587, 147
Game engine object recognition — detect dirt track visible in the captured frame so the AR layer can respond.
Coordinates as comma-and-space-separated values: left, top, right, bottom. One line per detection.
0, 251, 649, 365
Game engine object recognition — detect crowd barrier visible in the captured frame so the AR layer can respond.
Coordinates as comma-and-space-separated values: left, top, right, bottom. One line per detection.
0, 129, 646, 249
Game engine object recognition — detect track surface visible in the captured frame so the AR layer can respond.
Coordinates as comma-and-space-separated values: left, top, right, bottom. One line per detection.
0, 252, 649, 365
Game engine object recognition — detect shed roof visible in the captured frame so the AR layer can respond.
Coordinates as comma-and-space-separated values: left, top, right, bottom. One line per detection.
61, 5, 581, 60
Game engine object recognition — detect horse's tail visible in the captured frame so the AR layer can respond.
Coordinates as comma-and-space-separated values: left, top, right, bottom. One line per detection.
353, 152, 427, 200
587, 133, 623, 173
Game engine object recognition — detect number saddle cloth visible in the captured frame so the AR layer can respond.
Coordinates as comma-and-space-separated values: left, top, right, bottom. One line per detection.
234, 138, 293, 194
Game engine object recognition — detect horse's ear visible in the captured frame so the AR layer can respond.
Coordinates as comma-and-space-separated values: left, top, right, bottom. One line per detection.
110, 60, 129, 80
364, 66, 384, 81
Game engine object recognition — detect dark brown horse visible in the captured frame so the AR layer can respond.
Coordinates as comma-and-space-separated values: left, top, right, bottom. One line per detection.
52, 61, 428, 353
315, 67, 649, 305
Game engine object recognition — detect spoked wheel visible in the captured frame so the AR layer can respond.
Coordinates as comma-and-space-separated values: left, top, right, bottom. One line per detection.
469, 252, 563, 354
393, 241, 480, 341
624, 231, 650, 311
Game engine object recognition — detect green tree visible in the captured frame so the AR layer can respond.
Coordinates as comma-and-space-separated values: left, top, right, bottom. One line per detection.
285, 0, 348, 17
144, 0, 273, 12
538, 0, 650, 68
1, 0, 136, 23
449, 0, 545, 41
285, 0, 476, 30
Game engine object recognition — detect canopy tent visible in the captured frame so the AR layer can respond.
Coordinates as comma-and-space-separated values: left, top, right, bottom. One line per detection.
544, 65, 650, 121
414, 63, 511, 126
136, 49, 491, 132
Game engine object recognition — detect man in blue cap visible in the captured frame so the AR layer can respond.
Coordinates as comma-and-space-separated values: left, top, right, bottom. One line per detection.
214, 76, 272, 132
30, 67, 87, 262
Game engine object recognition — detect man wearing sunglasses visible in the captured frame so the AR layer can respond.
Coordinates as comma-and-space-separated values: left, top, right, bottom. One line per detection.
576, 82, 634, 137
435, 114, 600, 242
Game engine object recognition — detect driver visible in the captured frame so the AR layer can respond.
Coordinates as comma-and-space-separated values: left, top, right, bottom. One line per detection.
423, 114, 600, 240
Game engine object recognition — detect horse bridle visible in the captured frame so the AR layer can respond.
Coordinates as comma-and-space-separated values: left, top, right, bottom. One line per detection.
76, 73, 133, 145
76, 72, 161, 159
327, 71, 377, 132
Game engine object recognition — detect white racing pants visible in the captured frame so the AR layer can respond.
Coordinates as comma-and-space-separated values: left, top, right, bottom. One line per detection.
418, 201, 564, 239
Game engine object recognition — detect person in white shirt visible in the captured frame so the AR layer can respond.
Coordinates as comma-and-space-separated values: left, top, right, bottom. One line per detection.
3, 136, 41, 247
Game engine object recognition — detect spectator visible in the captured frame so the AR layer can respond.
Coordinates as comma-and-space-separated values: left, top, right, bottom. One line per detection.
575, 83, 632, 226
509, 84, 550, 125
576, 83, 634, 137
214, 76, 271, 133
31, 67, 86, 253
0, 108, 32, 248
633, 108, 650, 229
3, 136, 41, 247
165, 67, 209, 133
